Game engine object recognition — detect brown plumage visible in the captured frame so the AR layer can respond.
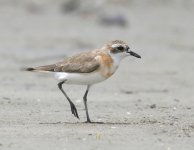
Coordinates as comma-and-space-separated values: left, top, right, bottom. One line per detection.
26, 50, 102, 73
26, 40, 130, 73
26, 40, 132, 74
25, 40, 124, 73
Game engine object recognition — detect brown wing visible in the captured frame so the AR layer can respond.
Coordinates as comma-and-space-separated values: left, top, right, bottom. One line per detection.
54, 51, 100, 73
26, 51, 100, 73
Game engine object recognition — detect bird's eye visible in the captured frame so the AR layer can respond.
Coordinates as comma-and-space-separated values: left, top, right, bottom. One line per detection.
117, 46, 124, 51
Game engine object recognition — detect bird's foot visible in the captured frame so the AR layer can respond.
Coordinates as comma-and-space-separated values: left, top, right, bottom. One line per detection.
85, 118, 92, 123
70, 103, 79, 119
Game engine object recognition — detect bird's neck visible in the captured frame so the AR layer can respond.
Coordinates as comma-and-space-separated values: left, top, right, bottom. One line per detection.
109, 52, 126, 65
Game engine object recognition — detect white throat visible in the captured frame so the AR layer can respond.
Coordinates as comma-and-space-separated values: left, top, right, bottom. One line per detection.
108, 52, 129, 74
109, 52, 128, 64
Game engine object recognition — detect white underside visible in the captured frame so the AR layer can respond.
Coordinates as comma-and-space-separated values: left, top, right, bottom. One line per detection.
54, 72, 107, 85
53, 52, 129, 85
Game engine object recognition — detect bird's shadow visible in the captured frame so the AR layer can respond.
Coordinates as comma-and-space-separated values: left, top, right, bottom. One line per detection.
39, 121, 132, 125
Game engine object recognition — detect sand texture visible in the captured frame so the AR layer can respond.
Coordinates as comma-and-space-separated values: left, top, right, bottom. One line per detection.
0, 0, 194, 149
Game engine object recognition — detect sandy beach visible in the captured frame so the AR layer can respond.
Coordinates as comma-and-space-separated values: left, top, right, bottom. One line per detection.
0, 0, 194, 149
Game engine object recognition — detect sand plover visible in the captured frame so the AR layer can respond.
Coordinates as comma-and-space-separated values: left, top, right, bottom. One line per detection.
26, 40, 141, 123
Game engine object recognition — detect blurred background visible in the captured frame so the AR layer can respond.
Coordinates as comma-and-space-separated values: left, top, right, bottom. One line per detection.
0, 0, 194, 149
1, 0, 194, 103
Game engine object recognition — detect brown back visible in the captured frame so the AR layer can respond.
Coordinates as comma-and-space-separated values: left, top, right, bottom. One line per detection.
28, 51, 100, 73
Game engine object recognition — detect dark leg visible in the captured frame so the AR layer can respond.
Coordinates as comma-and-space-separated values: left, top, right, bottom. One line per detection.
58, 81, 79, 119
83, 85, 91, 123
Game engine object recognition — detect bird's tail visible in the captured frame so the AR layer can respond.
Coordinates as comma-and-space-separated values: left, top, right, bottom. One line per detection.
24, 64, 55, 72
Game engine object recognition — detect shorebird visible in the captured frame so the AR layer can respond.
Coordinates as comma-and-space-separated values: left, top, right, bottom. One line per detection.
26, 40, 141, 123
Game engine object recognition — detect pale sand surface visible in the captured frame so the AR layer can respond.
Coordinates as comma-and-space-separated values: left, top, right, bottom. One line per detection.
0, 0, 194, 149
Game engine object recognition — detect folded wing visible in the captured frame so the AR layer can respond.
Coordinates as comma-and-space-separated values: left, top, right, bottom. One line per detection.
26, 51, 100, 73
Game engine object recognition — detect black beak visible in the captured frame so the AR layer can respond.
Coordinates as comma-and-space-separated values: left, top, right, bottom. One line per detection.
128, 51, 141, 58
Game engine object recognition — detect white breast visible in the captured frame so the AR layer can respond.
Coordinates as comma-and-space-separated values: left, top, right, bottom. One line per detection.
54, 72, 106, 85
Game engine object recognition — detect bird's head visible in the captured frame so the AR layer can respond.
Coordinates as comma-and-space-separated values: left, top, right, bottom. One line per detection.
104, 40, 141, 60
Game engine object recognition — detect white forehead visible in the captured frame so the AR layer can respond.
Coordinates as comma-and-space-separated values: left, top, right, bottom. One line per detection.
111, 43, 127, 48
112, 44, 121, 48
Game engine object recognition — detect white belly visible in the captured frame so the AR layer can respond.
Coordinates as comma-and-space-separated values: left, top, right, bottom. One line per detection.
54, 72, 107, 85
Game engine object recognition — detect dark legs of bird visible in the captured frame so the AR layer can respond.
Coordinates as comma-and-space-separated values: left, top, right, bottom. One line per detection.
83, 85, 91, 123
58, 81, 79, 119
58, 82, 91, 122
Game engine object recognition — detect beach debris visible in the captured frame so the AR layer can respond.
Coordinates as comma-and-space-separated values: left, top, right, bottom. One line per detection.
75, 99, 82, 103
126, 112, 131, 115
150, 104, 156, 109
96, 133, 102, 140
61, 0, 80, 13
99, 14, 128, 27
111, 126, 117, 129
